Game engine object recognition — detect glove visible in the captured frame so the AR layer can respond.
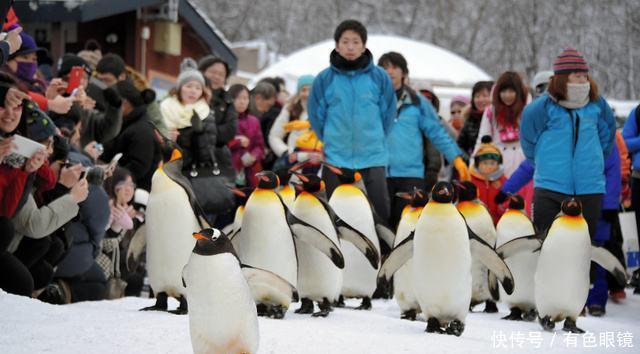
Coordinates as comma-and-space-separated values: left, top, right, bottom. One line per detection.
453, 156, 470, 181
190, 110, 203, 133
102, 87, 122, 108
494, 190, 509, 204
601, 209, 619, 224
283, 120, 311, 132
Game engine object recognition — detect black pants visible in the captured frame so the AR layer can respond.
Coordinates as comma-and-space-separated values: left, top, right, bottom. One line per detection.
631, 177, 640, 246
64, 262, 107, 302
14, 237, 64, 290
323, 166, 390, 223
0, 217, 33, 296
532, 188, 603, 239
387, 177, 426, 231
604, 215, 626, 292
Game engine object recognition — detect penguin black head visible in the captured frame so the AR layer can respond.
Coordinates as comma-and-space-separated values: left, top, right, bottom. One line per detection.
293, 173, 325, 193
507, 194, 525, 210
256, 171, 280, 189
561, 197, 582, 216
454, 181, 478, 202
322, 163, 361, 184
275, 168, 292, 185
431, 182, 454, 203
192, 228, 237, 257
396, 188, 429, 208
231, 187, 254, 206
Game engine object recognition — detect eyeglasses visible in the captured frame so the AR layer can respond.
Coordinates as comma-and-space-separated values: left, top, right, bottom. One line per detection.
115, 181, 136, 189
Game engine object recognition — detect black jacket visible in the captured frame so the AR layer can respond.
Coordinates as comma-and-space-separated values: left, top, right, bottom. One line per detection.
102, 105, 161, 191
457, 109, 483, 157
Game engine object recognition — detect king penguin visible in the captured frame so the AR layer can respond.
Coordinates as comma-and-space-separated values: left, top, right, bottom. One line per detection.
275, 168, 296, 209
392, 188, 429, 321
292, 173, 379, 317
534, 198, 627, 333
184, 228, 259, 354
324, 164, 382, 310
143, 149, 208, 314
494, 194, 539, 321
379, 182, 515, 336
454, 181, 499, 313
233, 171, 345, 318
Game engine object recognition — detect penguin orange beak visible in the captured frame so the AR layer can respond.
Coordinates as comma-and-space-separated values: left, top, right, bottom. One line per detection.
289, 161, 309, 173
231, 188, 247, 198
416, 190, 424, 199
323, 162, 343, 175
293, 172, 310, 183
192, 232, 209, 241
255, 171, 270, 182
320, 181, 326, 191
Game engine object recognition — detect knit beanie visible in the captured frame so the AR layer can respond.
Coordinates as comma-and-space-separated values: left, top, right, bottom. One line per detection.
177, 58, 205, 90
77, 49, 102, 70
473, 135, 502, 166
553, 48, 589, 75
25, 100, 57, 142
297, 75, 314, 91
450, 95, 470, 107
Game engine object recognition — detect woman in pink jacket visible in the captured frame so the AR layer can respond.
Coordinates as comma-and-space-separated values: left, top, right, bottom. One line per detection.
227, 84, 265, 188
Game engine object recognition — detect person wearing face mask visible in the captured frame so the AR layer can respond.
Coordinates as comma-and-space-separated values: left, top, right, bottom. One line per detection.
521, 47, 616, 239
448, 95, 469, 137
308, 19, 396, 223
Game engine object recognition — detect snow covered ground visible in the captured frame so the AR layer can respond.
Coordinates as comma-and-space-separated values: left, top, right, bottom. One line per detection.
1, 290, 637, 353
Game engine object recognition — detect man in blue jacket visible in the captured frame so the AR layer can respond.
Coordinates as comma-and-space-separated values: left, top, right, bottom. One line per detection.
308, 19, 396, 222
377, 51, 469, 228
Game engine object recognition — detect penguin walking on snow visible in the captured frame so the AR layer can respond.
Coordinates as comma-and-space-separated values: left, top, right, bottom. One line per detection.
379, 182, 515, 336
233, 171, 345, 319
184, 228, 259, 354
142, 150, 208, 314
533, 198, 627, 333
454, 181, 499, 313
291, 173, 379, 317
392, 188, 429, 321
494, 194, 539, 321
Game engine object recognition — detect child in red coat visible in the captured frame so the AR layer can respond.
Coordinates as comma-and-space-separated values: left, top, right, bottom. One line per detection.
470, 135, 506, 224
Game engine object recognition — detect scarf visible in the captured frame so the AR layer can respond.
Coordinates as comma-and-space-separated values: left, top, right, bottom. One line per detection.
558, 83, 590, 109
330, 49, 372, 72
160, 95, 211, 130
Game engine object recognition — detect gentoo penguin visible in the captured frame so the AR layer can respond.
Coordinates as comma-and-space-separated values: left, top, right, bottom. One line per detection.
275, 168, 296, 209
324, 164, 382, 310
533, 198, 627, 333
454, 181, 499, 313
292, 173, 379, 317
233, 171, 345, 318
379, 182, 515, 336
392, 188, 429, 321
142, 149, 208, 314
184, 228, 259, 354
494, 195, 539, 321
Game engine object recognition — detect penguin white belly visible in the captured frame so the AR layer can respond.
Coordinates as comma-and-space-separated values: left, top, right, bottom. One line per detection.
535, 218, 591, 321
393, 208, 421, 312
458, 202, 496, 305
184, 254, 258, 354
414, 204, 471, 322
293, 193, 342, 302
230, 205, 244, 252
329, 186, 380, 298
236, 190, 298, 304
146, 170, 198, 298
496, 212, 538, 309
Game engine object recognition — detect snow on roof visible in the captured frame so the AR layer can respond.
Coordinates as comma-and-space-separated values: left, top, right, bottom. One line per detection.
250, 34, 492, 93
185, 0, 233, 48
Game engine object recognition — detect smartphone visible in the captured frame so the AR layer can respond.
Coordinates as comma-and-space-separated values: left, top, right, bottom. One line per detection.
66, 66, 84, 94
10, 134, 45, 158
78, 169, 87, 181
106, 152, 123, 172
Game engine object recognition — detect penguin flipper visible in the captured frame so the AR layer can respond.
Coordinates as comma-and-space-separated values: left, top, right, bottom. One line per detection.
591, 245, 627, 286
162, 159, 211, 228
378, 232, 414, 284
468, 228, 514, 295
221, 222, 234, 235
496, 235, 542, 259
279, 195, 345, 269
375, 224, 396, 249
335, 218, 380, 269
228, 227, 242, 241
488, 271, 500, 301
241, 264, 299, 302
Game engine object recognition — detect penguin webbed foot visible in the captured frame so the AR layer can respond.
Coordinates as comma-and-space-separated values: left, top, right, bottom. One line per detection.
354, 297, 372, 310
539, 316, 555, 331
483, 300, 498, 313
562, 318, 585, 334
401, 309, 417, 321
140, 292, 168, 312
333, 295, 345, 308
501, 307, 523, 321
446, 320, 465, 336
425, 317, 445, 334
523, 309, 537, 322
311, 298, 332, 318
294, 298, 314, 314
269, 305, 286, 319
168, 296, 188, 315
256, 303, 269, 317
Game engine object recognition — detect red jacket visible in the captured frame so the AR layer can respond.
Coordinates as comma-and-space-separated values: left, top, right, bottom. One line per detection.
471, 171, 507, 224
0, 164, 29, 217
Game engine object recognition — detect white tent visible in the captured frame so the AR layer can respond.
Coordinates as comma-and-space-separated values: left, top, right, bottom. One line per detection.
249, 35, 492, 118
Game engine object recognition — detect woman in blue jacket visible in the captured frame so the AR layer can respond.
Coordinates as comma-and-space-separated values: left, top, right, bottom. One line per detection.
377, 52, 468, 229
621, 104, 640, 293
308, 19, 396, 222
520, 47, 616, 237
